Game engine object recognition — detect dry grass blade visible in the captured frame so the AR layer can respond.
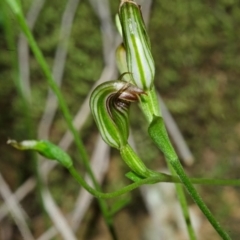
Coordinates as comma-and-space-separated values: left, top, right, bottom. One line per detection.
140, 182, 200, 239
0, 173, 34, 240
88, 0, 114, 62
40, 186, 77, 240
0, 178, 35, 221
38, 0, 81, 139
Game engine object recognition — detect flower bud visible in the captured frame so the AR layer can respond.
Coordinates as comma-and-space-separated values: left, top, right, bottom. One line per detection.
7, 139, 73, 168
119, 0, 155, 90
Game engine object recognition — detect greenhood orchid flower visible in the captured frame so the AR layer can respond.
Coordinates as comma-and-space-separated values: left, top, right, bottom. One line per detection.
90, 80, 144, 149
90, 80, 162, 178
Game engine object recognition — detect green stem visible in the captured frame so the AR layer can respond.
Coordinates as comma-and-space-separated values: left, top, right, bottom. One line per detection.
140, 87, 160, 123
173, 161, 231, 240
120, 143, 165, 178
139, 86, 230, 239
148, 117, 231, 240
167, 163, 197, 240
2, 0, 45, 214
4, 0, 115, 236
68, 165, 170, 199
68, 165, 240, 199
140, 88, 197, 239
190, 178, 240, 186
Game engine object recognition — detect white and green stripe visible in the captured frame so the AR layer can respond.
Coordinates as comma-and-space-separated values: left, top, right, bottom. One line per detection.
90, 80, 144, 149
119, 1, 155, 90
90, 80, 160, 178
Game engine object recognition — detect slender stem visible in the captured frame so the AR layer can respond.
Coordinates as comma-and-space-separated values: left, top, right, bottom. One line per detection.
68, 165, 240, 199
4, 0, 115, 236
2, 0, 45, 213
68, 165, 170, 199
190, 178, 240, 186
140, 89, 197, 239
148, 117, 231, 240
139, 86, 231, 239
173, 160, 231, 240
167, 162, 197, 240
140, 87, 160, 122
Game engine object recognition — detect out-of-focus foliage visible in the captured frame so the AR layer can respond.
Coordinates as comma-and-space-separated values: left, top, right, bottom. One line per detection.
150, 0, 240, 171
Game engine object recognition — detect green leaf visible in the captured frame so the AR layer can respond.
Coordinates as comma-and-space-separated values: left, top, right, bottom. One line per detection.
125, 171, 144, 182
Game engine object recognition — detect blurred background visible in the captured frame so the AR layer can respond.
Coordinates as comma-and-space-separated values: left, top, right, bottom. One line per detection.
0, 0, 240, 239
